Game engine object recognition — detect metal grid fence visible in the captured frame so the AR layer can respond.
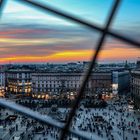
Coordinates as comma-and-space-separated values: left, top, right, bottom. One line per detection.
0, 0, 140, 140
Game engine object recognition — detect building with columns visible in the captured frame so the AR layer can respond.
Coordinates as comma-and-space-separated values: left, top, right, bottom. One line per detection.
31, 71, 113, 99
5, 67, 130, 98
131, 70, 140, 109
6, 69, 32, 95
0, 70, 5, 97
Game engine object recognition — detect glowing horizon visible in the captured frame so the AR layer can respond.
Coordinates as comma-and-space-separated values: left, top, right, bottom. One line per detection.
0, 47, 139, 64
0, 0, 140, 64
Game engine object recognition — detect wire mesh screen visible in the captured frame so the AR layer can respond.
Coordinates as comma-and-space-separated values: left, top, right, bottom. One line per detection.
0, 0, 140, 140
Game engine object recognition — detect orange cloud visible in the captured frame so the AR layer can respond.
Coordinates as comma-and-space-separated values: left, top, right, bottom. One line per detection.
0, 47, 139, 64
0, 50, 93, 63
0, 29, 140, 64
99, 47, 140, 61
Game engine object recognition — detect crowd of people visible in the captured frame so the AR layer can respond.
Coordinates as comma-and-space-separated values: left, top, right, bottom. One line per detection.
0, 96, 140, 140
16, 97, 107, 109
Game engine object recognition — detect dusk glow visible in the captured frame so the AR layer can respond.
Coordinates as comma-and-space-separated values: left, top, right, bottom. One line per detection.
0, 1, 140, 140
0, 0, 140, 64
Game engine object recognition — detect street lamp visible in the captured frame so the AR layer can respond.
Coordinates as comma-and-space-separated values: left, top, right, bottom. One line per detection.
121, 122, 126, 140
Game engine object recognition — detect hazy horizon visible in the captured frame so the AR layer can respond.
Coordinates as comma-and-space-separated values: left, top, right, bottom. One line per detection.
0, 0, 140, 64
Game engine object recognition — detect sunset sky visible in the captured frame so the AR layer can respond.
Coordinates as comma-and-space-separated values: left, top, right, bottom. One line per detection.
0, 0, 140, 64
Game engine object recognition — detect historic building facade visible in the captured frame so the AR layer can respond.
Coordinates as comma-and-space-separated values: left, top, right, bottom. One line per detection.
31, 72, 113, 98
6, 69, 32, 94
131, 70, 140, 109
5, 68, 130, 98
0, 70, 5, 97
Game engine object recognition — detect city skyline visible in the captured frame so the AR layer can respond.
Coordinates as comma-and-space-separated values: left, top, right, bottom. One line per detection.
0, 0, 140, 64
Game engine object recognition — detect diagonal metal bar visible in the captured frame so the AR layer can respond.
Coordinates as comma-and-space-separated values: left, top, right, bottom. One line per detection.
60, 0, 121, 139
0, 99, 64, 129
0, 0, 4, 8
0, 98, 98, 140
0, 0, 6, 17
14, 0, 140, 48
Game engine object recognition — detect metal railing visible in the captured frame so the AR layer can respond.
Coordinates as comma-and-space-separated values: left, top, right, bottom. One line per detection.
0, 0, 140, 140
